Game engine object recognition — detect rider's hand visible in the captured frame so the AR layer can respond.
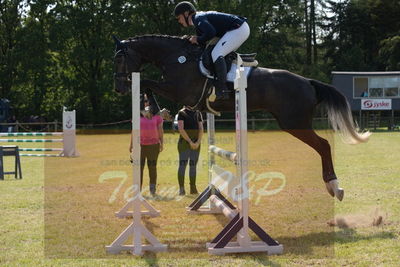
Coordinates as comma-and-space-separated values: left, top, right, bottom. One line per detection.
189, 36, 198, 44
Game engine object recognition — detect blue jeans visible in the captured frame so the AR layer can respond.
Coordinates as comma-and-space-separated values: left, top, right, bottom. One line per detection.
177, 147, 200, 188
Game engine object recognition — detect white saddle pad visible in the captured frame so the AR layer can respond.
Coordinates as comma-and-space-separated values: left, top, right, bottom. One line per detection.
199, 60, 252, 82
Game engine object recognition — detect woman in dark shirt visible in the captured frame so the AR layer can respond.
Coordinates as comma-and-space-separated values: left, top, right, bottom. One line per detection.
177, 106, 203, 195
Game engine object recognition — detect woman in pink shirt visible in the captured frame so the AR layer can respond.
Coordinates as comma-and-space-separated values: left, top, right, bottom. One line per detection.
130, 94, 164, 196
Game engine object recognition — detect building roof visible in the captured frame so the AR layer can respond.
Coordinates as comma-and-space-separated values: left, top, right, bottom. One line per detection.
332, 71, 400, 75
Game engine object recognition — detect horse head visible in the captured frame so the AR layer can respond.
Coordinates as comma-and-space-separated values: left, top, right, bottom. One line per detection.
113, 35, 142, 94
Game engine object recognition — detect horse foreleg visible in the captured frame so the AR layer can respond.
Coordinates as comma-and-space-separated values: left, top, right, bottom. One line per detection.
285, 129, 344, 201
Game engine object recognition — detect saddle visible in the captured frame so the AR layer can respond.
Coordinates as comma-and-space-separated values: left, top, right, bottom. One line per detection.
199, 38, 258, 81
197, 38, 257, 111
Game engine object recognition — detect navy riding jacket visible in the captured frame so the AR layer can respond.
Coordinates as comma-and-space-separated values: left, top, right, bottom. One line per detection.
192, 11, 247, 45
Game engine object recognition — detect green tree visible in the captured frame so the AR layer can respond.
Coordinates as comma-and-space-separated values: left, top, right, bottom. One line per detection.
323, 0, 400, 71
13, 0, 56, 119
46, 0, 139, 123
0, 0, 24, 99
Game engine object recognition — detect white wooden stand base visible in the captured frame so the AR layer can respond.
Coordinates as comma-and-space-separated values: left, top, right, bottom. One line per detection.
207, 241, 283, 255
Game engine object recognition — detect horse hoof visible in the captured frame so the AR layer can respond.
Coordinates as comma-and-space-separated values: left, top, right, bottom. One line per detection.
336, 188, 344, 201
325, 182, 335, 197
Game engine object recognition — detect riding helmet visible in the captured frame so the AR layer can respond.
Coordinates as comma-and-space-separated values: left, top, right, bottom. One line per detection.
173, 1, 196, 16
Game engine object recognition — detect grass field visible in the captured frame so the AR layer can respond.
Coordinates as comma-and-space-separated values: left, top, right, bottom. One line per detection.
0, 131, 399, 266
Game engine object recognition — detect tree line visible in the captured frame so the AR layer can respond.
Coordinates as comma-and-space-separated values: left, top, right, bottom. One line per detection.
1, 0, 399, 124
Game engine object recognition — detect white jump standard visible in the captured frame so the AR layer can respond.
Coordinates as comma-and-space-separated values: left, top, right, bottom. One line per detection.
106, 72, 167, 256
0, 109, 78, 157
188, 56, 283, 255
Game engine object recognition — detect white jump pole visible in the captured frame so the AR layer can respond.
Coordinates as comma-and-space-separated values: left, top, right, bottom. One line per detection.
106, 72, 167, 256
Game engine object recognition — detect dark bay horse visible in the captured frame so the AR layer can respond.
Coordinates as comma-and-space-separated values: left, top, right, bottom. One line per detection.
113, 34, 370, 201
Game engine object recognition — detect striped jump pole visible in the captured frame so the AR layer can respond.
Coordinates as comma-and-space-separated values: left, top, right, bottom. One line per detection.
0, 139, 63, 143
19, 154, 62, 157
18, 148, 63, 152
209, 145, 237, 164
0, 132, 63, 136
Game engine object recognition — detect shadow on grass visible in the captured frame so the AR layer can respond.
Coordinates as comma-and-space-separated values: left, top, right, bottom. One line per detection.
334, 228, 396, 243
277, 228, 396, 256
139, 218, 162, 266
143, 194, 176, 201
142, 193, 201, 202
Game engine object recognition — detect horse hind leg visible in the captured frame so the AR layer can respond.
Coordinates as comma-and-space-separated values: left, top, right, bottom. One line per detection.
284, 128, 344, 201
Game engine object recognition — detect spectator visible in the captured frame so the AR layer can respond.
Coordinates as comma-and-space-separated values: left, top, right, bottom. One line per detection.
177, 106, 203, 195
130, 94, 164, 197
360, 89, 369, 97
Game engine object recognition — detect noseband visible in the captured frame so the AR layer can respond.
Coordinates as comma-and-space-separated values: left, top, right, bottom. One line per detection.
114, 48, 132, 80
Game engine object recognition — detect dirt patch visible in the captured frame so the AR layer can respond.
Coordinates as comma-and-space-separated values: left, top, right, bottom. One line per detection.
327, 206, 388, 228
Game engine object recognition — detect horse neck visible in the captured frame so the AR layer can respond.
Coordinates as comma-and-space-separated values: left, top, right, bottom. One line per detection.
131, 37, 185, 66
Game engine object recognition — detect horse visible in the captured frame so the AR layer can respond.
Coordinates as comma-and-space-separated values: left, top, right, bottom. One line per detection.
112, 34, 370, 201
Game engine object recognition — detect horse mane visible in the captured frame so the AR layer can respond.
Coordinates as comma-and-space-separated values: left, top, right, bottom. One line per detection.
126, 34, 190, 47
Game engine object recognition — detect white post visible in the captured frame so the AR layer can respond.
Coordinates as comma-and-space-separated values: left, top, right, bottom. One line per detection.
131, 72, 143, 255
207, 113, 217, 211
235, 56, 250, 246
62, 109, 79, 157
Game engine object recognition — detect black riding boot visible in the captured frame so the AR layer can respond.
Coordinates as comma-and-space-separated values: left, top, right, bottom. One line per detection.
214, 56, 230, 100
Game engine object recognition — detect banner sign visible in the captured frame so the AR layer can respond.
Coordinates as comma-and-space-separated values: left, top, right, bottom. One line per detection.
361, 99, 392, 110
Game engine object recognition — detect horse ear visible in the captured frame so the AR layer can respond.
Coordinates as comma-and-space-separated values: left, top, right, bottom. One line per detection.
112, 34, 121, 45
112, 35, 124, 50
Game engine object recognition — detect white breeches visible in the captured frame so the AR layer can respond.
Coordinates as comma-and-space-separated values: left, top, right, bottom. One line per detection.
211, 22, 250, 62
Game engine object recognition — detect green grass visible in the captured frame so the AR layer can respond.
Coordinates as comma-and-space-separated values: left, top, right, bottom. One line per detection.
0, 131, 399, 266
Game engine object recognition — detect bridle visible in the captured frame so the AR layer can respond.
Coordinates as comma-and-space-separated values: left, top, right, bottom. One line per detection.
113, 48, 133, 81
114, 45, 151, 82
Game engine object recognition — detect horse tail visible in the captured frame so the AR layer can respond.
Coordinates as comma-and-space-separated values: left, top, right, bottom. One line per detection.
310, 79, 370, 144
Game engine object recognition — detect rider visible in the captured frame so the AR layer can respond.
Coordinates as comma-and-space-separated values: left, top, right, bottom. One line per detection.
174, 1, 250, 100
